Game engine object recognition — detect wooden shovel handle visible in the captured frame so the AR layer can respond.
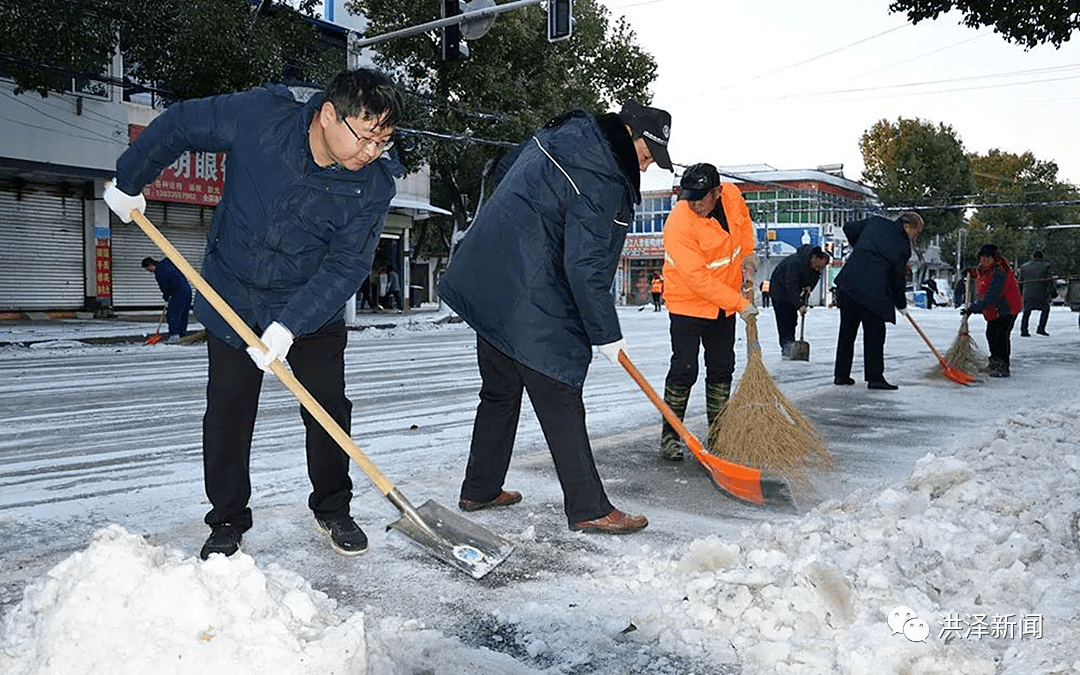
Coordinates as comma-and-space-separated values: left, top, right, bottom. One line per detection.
130, 209, 396, 496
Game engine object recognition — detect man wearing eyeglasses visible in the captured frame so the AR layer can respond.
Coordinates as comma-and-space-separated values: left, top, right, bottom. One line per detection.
103, 68, 403, 561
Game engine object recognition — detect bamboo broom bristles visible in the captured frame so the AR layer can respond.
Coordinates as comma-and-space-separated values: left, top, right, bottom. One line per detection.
708, 313, 834, 487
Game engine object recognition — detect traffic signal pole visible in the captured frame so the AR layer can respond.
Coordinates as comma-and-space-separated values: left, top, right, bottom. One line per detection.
351, 0, 542, 50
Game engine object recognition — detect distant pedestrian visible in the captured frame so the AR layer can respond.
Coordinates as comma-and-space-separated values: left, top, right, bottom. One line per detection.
141, 257, 193, 341
759, 279, 771, 308
377, 267, 389, 309
920, 271, 939, 309
769, 245, 830, 357
358, 276, 374, 310
386, 266, 402, 311
965, 243, 1022, 377
650, 271, 664, 311
1018, 250, 1054, 337
832, 212, 923, 390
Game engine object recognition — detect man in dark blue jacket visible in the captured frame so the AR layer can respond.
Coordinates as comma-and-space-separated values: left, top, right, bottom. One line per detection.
832, 212, 923, 390
104, 69, 403, 560
438, 100, 672, 535
769, 245, 830, 357
141, 256, 193, 341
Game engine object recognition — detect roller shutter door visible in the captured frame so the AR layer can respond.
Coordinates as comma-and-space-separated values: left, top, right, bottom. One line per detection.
111, 201, 210, 308
0, 182, 86, 311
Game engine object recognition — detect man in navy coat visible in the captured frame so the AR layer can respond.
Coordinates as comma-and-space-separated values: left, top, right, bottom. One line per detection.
105, 69, 402, 560
832, 212, 923, 390
439, 100, 673, 535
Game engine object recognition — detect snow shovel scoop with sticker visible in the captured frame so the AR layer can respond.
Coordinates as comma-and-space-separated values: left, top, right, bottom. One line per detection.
130, 209, 513, 579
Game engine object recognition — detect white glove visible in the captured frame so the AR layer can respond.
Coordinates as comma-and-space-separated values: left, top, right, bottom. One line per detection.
246, 322, 294, 372
103, 180, 146, 223
738, 304, 759, 321
598, 338, 627, 365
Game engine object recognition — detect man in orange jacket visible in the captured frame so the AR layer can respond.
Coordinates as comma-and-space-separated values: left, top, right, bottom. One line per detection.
660, 163, 759, 461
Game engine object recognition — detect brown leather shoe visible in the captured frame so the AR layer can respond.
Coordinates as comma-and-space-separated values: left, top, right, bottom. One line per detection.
569, 509, 648, 534
458, 490, 522, 512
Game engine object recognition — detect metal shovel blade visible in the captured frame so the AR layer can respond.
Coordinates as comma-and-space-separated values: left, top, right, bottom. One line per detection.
389, 499, 515, 579
789, 340, 810, 361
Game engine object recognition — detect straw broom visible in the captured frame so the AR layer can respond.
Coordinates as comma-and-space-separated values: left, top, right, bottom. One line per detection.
707, 303, 834, 487
931, 275, 987, 379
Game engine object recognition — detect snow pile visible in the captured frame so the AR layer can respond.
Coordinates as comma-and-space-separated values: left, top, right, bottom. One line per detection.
0, 526, 366, 675
592, 404, 1080, 674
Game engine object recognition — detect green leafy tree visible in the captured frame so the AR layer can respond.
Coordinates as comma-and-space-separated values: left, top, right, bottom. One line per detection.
345, 0, 657, 262
0, 0, 327, 100
961, 150, 1080, 272
859, 117, 975, 240
888, 0, 1080, 49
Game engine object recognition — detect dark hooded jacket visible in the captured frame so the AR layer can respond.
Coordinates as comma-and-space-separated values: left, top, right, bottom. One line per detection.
154, 258, 191, 303
834, 215, 912, 323
769, 244, 822, 306
438, 111, 640, 388
115, 85, 401, 347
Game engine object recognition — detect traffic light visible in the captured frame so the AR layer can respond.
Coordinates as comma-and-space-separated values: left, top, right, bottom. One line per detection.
441, 0, 463, 61
547, 0, 573, 42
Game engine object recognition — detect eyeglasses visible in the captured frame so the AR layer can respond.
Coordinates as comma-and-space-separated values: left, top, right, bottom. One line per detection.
342, 117, 394, 153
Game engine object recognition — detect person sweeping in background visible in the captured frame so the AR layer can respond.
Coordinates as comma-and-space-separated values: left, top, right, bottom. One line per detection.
141, 256, 193, 342
768, 244, 830, 358
964, 244, 1022, 378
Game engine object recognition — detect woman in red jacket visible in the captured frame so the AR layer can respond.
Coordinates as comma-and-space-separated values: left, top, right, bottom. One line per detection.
966, 243, 1023, 377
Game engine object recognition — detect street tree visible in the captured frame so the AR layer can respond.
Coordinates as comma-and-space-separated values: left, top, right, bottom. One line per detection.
0, 0, 327, 100
345, 0, 657, 264
888, 0, 1080, 49
859, 116, 975, 240
959, 150, 1080, 272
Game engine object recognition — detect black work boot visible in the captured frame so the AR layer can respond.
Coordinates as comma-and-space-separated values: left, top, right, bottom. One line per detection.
200, 522, 246, 560
660, 384, 691, 461
988, 356, 1009, 378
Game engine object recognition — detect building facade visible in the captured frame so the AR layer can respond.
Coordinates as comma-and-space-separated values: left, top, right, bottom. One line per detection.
619, 164, 881, 306
0, 25, 444, 315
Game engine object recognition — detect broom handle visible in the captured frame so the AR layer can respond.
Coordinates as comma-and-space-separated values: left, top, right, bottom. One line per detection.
129, 208, 398, 497
617, 351, 706, 456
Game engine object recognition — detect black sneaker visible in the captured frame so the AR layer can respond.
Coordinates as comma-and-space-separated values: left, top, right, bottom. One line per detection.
868, 380, 899, 390
315, 516, 368, 556
200, 522, 244, 560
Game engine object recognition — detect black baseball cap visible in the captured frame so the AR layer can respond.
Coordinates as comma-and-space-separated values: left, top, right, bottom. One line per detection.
678, 163, 721, 201
618, 99, 673, 171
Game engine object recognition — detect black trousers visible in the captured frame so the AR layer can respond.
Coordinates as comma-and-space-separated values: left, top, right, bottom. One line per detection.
202, 321, 353, 529
462, 337, 613, 524
651, 292, 662, 311
986, 314, 1017, 364
834, 288, 888, 383
1020, 301, 1049, 334
166, 290, 192, 337
773, 300, 799, 350
664, 312, 737, 390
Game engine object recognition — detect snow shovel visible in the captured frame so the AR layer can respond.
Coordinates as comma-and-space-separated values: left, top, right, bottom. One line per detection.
902, 310, 975, 385
129, 208, 513, 579
618, 351, 796, 509
144, 306, 166, 344
789, 309, 810, 361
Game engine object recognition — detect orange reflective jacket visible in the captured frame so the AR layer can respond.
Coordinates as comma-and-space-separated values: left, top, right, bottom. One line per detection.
650, 277, 664, 294
662, 184, 756, 319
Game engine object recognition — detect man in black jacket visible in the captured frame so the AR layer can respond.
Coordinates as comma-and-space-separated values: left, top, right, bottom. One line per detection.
769, 245, 830, 357
832, 212, 923, 390
439, 100, 673, 535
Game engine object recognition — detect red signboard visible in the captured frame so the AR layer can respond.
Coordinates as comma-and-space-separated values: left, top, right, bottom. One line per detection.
128, 124, 225, 206
95, 239, 112, 300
